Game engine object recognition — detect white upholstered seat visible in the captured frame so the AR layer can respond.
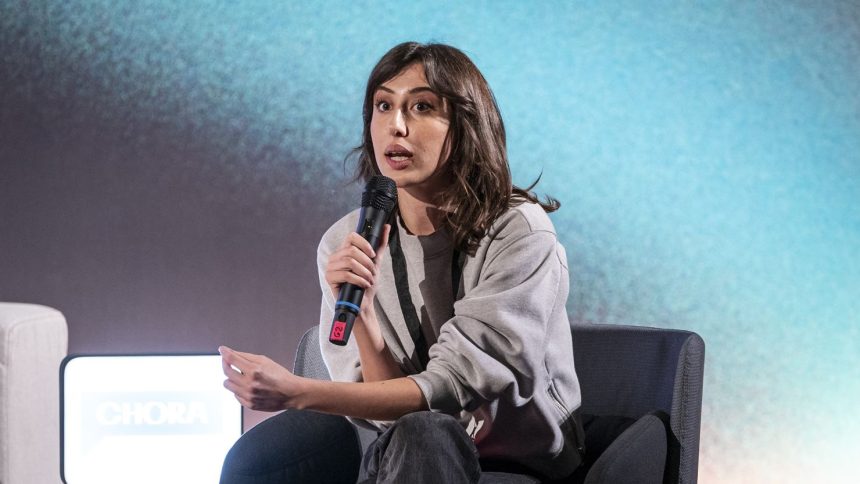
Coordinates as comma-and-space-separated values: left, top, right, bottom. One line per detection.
0, 303, 67, 484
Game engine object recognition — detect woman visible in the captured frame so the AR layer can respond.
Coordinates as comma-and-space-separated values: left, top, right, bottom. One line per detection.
220, 42, 583, 483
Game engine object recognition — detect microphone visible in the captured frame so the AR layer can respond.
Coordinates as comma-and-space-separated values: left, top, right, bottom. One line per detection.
328, 175, 397, 346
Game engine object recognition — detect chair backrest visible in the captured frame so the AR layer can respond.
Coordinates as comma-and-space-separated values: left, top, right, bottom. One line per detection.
295, 324, 704, 484
293, 326, 331, 381
572, 324, 705, 484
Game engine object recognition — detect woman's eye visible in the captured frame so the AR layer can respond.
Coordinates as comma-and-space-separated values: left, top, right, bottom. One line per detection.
375, 101, 391, 112
414, 101, 432, 112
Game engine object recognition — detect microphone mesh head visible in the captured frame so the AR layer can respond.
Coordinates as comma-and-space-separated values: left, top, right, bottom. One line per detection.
361, 176, 397, 212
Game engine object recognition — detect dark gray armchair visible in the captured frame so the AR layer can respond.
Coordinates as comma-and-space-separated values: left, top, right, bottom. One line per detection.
293, 324, 704, 483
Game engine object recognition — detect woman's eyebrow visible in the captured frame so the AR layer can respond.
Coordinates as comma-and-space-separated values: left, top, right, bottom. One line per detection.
376, 85, 436, 95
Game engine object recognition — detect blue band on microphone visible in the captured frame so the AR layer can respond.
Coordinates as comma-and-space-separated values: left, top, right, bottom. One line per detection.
335, 301, 361, 313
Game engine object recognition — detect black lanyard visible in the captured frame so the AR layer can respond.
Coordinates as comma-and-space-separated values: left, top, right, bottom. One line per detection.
388, 222, 463, 370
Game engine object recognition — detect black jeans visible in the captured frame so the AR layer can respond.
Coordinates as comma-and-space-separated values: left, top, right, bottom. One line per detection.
219, 409, 362, 483
220, 410, 541, 483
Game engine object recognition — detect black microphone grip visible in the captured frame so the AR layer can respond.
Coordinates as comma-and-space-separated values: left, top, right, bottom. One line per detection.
329, 176, 397, 346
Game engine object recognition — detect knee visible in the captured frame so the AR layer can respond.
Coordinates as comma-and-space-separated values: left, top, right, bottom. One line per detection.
390, 411, 466, 442
365, 412, 479, 481
220, 410, 360, 483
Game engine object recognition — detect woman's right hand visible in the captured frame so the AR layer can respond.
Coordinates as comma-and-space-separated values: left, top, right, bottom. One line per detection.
324, 225, 391, 316
325, 224, 401, 379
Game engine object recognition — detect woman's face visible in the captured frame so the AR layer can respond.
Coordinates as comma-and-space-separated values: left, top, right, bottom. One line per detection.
370, 63, 451, 199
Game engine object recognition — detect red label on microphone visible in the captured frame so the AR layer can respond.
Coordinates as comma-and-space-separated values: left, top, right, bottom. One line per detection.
331, 321, 347, 341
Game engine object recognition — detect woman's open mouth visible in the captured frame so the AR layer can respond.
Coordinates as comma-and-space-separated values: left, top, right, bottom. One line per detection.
384, 144, 413, 169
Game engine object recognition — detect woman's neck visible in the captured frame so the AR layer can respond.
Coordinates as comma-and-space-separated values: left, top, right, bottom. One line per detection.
396, 188, 445, 236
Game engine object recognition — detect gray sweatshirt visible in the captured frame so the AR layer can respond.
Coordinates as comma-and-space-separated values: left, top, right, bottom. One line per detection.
317, 201, 583, 479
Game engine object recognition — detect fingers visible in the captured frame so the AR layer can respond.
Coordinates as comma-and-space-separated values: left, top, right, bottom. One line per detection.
220, 348, 263, 408
328, 251, 376, 285
220, 351, 295, 412
223, 377, 253, 408
338, 231, 377, 258
220, 348, 248, 407
219, 346, 238, 374
221, 352, 237, 376
233, 394, 252, 408
219, 346, 258, 378
325, 231, 386, 290
225, 347, 257, 365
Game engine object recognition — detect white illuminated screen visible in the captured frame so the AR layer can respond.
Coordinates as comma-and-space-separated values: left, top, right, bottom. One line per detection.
62, 354, 242, 484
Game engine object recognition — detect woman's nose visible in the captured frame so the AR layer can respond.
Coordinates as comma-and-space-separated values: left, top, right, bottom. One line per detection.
389, 109, 407, 137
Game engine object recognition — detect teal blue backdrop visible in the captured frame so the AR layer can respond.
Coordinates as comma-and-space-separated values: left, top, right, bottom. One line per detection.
1, 1, 858, 482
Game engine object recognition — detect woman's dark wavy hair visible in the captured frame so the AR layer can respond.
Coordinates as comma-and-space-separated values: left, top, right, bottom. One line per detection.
350, 41, 559, 255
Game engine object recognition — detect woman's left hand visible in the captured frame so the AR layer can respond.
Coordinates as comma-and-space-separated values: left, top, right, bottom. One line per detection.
219, 346, 304, 412
220, 346, 427, 420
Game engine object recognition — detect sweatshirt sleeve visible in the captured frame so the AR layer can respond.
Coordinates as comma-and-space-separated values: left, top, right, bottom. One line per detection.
408, 224, 567, 415
316, 227, 364, 385
315, 217, 392, 431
